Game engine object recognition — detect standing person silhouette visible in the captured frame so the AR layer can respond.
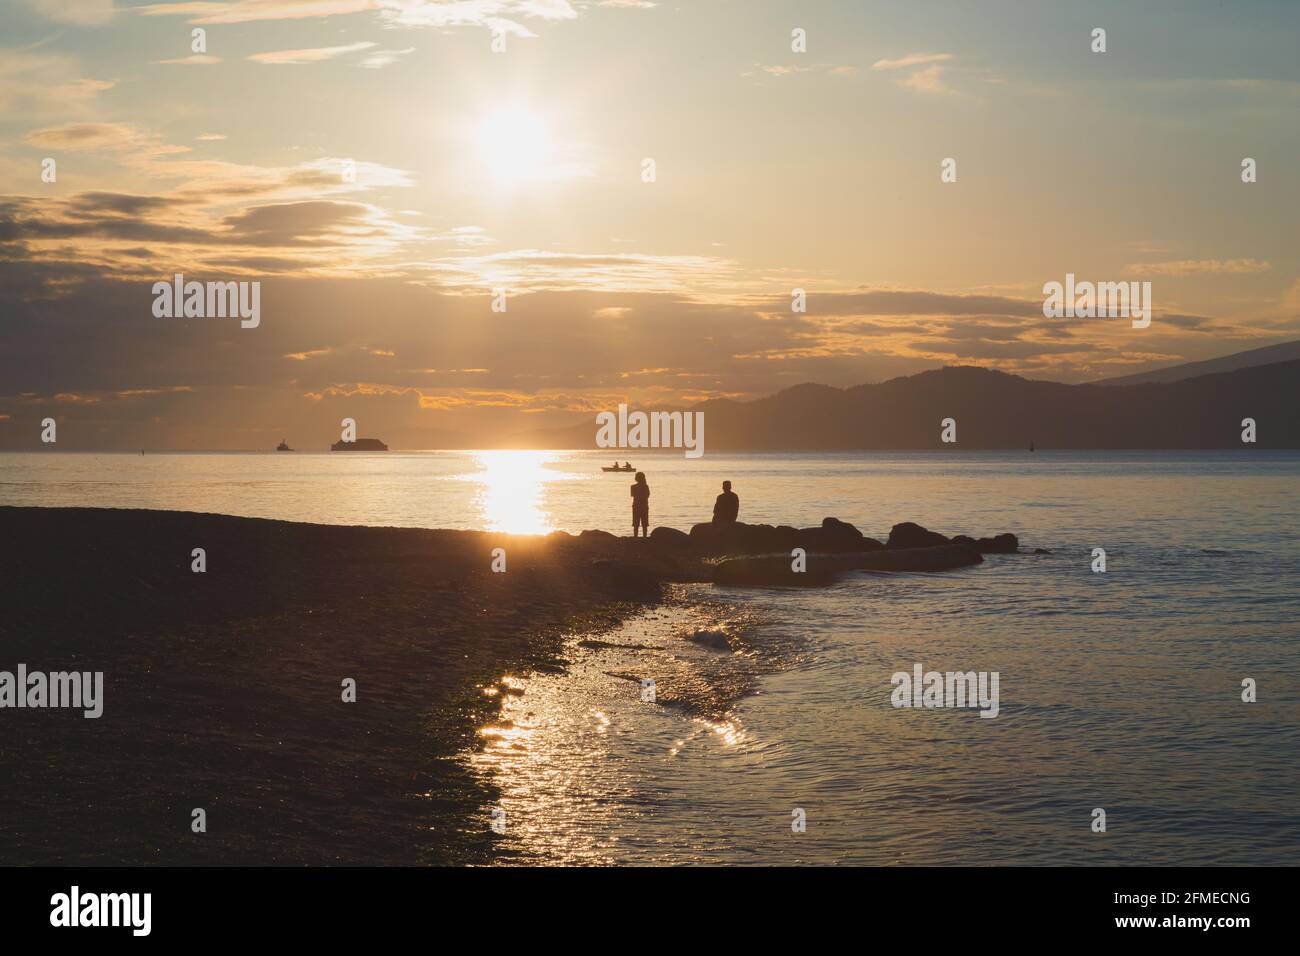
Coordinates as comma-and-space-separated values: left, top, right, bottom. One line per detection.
630, 471, 650, 538
712, 480, 739, 525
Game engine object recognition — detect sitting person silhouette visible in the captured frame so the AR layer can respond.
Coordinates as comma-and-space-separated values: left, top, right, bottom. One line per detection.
630, 471, 650, 538
712, 480, 739, 525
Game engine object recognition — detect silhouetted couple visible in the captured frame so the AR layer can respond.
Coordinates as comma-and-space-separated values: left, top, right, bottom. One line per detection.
630, 475, 738, 538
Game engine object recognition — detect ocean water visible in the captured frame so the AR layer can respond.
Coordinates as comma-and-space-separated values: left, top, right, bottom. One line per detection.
4, 449, 1299, 864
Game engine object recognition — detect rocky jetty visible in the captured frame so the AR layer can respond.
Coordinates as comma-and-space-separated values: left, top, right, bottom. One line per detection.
572, 518, 1023, 588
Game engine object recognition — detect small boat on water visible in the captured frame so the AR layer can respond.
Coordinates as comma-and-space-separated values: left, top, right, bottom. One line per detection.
331, 438, 388, 451
602, 464, 635, 472
276, 440, 294, 452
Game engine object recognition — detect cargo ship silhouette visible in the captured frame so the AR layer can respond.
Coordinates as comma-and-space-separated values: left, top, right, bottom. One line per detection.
330, 438, 388, 451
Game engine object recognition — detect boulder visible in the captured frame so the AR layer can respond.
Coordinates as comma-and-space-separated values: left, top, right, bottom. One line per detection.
688, 521, 798, 555
648, 526, 691, 550
976, 533, 1019, 554
795, 516, 881, 553
887, 522, 950, 549
953, 532, 1019, 554
685, 628, 732, 651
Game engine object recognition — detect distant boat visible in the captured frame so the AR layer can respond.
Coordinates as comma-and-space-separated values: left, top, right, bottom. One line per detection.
602, 464, 634, 472
276, 440, 293, 452
331, 438, 388, 451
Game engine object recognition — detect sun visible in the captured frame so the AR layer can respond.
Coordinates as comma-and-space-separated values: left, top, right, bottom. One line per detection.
476, 106, 552, 186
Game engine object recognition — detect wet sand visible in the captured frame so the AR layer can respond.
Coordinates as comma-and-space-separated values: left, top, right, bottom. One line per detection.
0, 506, 680, 865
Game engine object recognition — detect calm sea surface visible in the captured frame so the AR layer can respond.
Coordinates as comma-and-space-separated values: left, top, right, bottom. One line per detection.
5, 449, 1299, 864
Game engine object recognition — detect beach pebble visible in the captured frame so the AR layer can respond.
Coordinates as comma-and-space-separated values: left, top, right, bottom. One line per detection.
686, 628, 731, 651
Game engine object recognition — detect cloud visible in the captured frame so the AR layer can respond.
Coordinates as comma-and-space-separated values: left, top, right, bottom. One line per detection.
21, 122, 413, 208
0, 183, 426, 280
0, 52, 116, 115
426, 249, 741, 294
358, 47, 416, 69
17, 0, 116, 26
751, 63, 858, 79
898, 63, 951, 94
135, 1, 376, 24
136, 0, 582, 32
219, 199, 396, 245
872, 52, 957, 95
24, 122, 160, 153
154, 55, 223, 65
871, 52, 952, 71
1125, 258, 1272, 277
248, 42, 377, 65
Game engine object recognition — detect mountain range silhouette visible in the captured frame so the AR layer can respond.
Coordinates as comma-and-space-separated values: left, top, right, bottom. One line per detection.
524, 359, 1300, 450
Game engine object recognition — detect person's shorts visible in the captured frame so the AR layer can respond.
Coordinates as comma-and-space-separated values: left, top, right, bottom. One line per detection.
632, 505, 649, 526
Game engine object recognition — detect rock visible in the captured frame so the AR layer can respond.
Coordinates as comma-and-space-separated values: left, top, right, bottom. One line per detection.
586, 557, 663, 596
977, 533, 1019, 554
579, 528, 618, 544
1033, 547, 1050, 555
688, 521, 798, 555
648, 526, 691, 550
685, 628, 731, 651
951, 531, 1019, 554
795, 516, 866, 553
887, 522, 950, 549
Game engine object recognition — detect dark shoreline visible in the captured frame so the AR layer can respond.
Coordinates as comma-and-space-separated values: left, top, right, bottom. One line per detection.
0, 506, 673, 865
0, 506, 1007, 865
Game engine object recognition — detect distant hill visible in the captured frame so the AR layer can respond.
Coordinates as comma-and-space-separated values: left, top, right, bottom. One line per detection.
1093, 339, 1300, 386
515, 360, 1300, 449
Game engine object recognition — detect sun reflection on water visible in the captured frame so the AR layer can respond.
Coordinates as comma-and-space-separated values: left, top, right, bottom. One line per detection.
466, 450, 568, 535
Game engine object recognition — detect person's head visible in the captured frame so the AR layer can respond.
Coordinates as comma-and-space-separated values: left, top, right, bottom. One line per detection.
722, 480, 732, 492
635, 471, 646, 483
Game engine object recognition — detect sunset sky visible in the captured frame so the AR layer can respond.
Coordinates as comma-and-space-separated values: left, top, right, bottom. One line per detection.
2, 0, 1298, 449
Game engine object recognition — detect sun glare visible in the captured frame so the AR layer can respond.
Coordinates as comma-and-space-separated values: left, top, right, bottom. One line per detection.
470, 450, 562, 535
476, 107, 552, 186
